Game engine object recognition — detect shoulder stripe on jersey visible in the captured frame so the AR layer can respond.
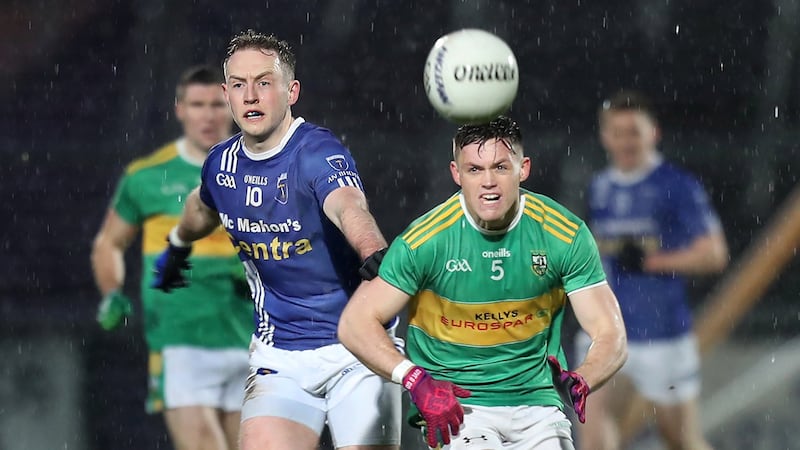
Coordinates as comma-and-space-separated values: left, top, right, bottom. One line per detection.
524, 194, 579, 231
402, 195, 460, 242
526, 203, 577, 237
125, 144, 178, 174
219, 140, 240, 173
408, 209, 464, 250
523, 209, 573, 244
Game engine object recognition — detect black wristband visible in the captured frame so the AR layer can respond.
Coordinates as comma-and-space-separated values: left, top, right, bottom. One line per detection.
359, 248, 387, 280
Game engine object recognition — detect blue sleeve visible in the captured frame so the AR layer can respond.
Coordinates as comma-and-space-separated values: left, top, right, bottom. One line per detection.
198, 157, 218, 211
674, 174, 721, 239
300, 137, 364, 206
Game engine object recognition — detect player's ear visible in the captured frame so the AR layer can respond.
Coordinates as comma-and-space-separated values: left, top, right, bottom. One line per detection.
450, 160, 461, 186
287, 80, 300, 106
519, 156, 531, 182
174, 97, 185, 122
653, 123, 662, 144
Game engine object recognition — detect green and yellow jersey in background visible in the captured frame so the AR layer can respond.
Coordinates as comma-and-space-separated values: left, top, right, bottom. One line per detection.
380, 189, 606, 410
112, 139, 252, 351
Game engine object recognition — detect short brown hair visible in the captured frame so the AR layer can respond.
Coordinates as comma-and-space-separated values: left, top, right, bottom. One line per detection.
453, 115, 523, 160
175, 65, 223, 100
599, 90, 657, 124
223, 29, 296, 80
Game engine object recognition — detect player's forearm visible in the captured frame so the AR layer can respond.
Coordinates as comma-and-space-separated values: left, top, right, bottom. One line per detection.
645, 234, 728, 275
575, 327, 627, 391
337, 200, 387, 260
176, 188, 221, 242
91, 238, 125, 295
338, 304, 405, 381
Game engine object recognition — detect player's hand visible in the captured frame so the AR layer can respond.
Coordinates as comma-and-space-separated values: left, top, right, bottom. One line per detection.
547, 356, 590, 423
403, 366, 472, 448
151, 239, 192, 292
617, 239, 645, 273
96, 291, 132, 331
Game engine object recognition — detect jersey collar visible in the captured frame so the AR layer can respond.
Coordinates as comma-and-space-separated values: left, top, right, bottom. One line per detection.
241, 117, 305, 161
608, 151, 663, 185
175, 138, 204, 167
459, 192, 525, 235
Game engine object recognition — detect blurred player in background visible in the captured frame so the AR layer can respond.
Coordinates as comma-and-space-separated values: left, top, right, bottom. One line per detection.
90, 66, 252, 450
576, 90, 729, 450
338, 116, 628, 450
151, 30, 401, 450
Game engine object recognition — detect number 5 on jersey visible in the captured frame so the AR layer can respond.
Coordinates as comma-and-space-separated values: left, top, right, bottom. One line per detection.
246, 186, 263, 207
490, 259, 504, 281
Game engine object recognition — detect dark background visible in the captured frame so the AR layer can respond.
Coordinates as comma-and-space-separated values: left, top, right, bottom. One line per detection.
1, 0, 799, 449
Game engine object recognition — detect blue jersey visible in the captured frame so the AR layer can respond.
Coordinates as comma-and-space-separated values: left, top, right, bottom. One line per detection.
199, 118, 364, 350
588, 158, 721, 341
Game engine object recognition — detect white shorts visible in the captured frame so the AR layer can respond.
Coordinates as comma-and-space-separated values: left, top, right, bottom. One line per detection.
242, 335, 403, 447
575, 332, 701, 405
147, 346, 250, 413
432, 405, 574, 450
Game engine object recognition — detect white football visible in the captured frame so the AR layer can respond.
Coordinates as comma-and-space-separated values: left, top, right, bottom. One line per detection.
423, 29, 519, 125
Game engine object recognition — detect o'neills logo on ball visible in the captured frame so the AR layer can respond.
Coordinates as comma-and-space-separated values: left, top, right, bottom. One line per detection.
434, 46, 451, 104
453, 63, 516, 82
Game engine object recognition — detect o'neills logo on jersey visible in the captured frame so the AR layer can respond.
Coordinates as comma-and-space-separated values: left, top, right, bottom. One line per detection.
482, 248, 511, 258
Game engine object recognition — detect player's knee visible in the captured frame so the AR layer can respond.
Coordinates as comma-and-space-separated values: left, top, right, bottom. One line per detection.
171, 419, 224, 450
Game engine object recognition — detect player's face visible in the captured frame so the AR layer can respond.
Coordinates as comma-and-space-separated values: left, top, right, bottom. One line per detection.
600, 111, 659, 172
223, 49, 300, 142
175, 84, 231, 151
450, 138, 531, 230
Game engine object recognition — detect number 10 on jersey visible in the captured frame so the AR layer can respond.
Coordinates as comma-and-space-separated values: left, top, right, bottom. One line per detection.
246, 186, 263, 207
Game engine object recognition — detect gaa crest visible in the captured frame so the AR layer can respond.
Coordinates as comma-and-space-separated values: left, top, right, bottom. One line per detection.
531, 251, 548, 276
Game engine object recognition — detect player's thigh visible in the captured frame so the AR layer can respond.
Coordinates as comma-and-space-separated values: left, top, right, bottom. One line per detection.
575, 375, 625, 450
240, 415, 319, 450
241, 372, 327, 443
653, 399, 711, 450
326, 365, 401, 449
219, 411, 241, 450
164, 406, 227, 450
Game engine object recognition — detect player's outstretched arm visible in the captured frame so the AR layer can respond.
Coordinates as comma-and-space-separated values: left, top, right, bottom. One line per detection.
176, 187, 221, 242
339, 278, 471, 448
570, 284, 628, 390
322, 186, 387, 260
151, 187, 220, 292
644, 231, 729, 275
339, 276, 409, 378
91, 209, 138, 330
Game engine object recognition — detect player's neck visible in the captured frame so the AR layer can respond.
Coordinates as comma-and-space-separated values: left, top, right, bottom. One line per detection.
243, 113, 294, 154
475, 198, 519, 232
181, 137, 211, 164
615, 149, 661, 174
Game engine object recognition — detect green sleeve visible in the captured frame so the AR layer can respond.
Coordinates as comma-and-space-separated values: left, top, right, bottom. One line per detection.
111, 174, 143, 225
561, 224, 607, 294
378, 237, 423, 296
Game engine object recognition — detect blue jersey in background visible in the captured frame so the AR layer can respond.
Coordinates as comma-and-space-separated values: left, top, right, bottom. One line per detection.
588, 156, 721, 341
199, 118, 364, 350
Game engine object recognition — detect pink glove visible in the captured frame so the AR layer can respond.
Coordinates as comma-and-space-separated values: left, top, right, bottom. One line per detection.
403, 366, 472, 448
547, 356, 591, 423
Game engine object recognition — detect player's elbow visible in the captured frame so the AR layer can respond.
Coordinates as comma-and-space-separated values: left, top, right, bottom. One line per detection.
337, 309, 357, 351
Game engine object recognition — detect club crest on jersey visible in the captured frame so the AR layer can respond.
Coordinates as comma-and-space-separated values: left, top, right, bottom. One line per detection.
275, 172, 288, 205
325, 154, 349, 171
531, 251, 548, 276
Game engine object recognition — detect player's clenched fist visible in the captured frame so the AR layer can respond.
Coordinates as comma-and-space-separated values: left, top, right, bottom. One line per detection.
151, 231, 192, 292
403, 366, 472, 448
547, 356, 591, 423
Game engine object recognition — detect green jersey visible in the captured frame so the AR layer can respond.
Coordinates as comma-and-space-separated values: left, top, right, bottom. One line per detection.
113, 139, 252, 350
380, 189, 606, 409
